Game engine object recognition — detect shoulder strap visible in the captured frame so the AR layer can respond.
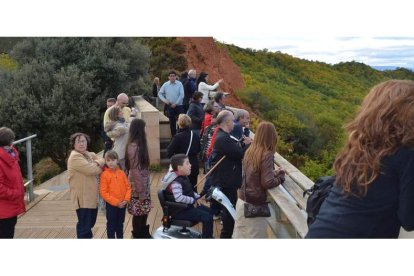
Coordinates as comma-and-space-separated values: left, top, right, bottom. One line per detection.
186, 131, 193, 156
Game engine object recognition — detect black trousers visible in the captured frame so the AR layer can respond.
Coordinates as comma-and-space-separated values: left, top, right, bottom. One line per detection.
166, 105, 185, 136
0, 216, 17, 239
218, 187, 238, 239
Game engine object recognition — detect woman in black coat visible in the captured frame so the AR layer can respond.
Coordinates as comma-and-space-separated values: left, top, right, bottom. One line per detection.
187, 91, 205, 137
167, 114, 201, 190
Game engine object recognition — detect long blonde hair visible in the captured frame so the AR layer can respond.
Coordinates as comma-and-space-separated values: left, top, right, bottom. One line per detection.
243, 121, 278, 172
335, 80, 414, 196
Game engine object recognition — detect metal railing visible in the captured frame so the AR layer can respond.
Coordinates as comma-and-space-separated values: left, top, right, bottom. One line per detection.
13, 134, 37, 203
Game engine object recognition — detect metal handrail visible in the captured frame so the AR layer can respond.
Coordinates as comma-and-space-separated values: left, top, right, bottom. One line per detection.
13, 134, 37, 203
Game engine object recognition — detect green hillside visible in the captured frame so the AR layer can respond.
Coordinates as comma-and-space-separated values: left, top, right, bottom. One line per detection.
223, 44, 414, 180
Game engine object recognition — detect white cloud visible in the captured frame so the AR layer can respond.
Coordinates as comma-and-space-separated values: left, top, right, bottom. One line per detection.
215, 36, 414, 68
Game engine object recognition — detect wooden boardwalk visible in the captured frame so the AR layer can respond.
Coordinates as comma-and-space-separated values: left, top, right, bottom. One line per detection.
14, 170, 222, 239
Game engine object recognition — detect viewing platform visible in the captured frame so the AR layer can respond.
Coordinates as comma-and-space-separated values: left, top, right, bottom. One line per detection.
14, 96, 414, 239
14, 170, 224, 239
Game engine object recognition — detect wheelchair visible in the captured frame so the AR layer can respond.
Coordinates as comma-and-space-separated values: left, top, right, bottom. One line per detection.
152, 189, 202, 239
152, 187, 236, 239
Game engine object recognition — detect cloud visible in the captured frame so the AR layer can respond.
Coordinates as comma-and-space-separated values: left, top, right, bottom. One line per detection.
214, 36, 414, 69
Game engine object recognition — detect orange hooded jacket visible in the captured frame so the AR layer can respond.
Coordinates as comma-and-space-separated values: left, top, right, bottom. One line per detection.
100, 167, 131, 207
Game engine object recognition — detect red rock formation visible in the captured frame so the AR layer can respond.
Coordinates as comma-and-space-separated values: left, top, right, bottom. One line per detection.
178, 37, 252, 112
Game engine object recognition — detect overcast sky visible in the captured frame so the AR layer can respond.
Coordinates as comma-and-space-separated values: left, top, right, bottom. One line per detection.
2, 0, 414, 70
214, 36, 414, 69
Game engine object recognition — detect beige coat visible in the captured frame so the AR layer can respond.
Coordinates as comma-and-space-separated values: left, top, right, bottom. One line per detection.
67, 150, 104, 209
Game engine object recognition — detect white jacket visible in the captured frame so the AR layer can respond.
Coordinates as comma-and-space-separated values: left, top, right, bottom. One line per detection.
198, 81, 220, 104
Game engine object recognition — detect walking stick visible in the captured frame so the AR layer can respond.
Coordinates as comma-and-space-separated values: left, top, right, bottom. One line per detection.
194, 156, 226, 188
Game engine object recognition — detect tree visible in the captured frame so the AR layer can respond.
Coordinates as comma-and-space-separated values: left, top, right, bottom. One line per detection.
0, 38, 151, 170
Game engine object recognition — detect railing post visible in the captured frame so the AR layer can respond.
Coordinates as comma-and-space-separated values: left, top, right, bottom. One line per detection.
26, 139, 34, 202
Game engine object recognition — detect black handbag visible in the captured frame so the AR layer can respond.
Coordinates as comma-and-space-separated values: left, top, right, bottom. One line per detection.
244, 201, 271, 218
242, 170, 271, 218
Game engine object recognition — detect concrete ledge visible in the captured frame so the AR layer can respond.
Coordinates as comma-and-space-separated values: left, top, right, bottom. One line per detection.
133, 96, 161, 165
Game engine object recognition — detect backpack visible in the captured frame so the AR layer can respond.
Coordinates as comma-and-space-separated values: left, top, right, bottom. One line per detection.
303, 176, 335, 226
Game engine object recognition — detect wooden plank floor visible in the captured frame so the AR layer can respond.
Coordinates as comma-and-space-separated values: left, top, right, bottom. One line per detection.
15, 170, 222, 239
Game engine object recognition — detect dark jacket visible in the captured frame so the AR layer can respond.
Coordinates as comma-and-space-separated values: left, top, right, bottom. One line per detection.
306, 146, 414, 238
152, 83, 159, 97
183, 77, 197, 106
187, 101, 205, 130
165, 175, 195, 214
238, 152, 285, 205
167, 128, 200, 159
167, 128, 201, 173
231, 121, 243, 140
210, 128, 246, 189
0, 147, 26, 219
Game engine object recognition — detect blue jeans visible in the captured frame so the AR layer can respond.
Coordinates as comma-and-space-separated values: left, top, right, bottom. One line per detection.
173, 205, 214, 238
105, 204, 126, 239
166, 105, 185, 136
76, 208, 98, 239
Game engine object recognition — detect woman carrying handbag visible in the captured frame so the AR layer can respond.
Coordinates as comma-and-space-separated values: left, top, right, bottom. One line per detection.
126, 119, 153, 239
167, 114, 200, 191
233, 122, 285, 238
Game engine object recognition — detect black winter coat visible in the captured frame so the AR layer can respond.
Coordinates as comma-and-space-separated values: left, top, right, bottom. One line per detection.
167, 128, 201, 172
187, 101, 205, 130
210, 128, 247, 189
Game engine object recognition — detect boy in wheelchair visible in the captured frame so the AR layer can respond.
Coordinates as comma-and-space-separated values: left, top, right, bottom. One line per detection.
161, 154, 214, 238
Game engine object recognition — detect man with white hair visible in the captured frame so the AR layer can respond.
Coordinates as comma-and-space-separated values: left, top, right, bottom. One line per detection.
210, 110, 252, 238
231, 109, 250, 140
183, 69, 197, 112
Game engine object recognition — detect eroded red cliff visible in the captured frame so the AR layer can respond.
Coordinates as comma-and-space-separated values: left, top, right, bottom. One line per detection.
178, 37, 252, 112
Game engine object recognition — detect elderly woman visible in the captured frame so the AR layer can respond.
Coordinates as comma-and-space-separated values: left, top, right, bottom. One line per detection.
67, 132, 104, 239
167, 114, 201, 190
0, 127, 25, 239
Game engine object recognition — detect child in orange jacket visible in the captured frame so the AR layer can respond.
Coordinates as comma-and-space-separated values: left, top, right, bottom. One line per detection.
100, 150, 131, 239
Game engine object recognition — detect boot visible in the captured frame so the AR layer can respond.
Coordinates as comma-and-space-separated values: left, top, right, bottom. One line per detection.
131, 231, 139, 239
143, 225, 153, 239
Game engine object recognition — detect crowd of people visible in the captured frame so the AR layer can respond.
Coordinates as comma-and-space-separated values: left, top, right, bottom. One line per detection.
2, 75, 414, 239
69, 68, 283, 239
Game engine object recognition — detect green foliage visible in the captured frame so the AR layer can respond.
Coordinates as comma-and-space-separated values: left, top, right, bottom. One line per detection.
33, 157, 61, 185
0, 38, 24, 54
223, 43, 414, 177
149, 164, 163, 172
142, 38, 187, 80
0, 38, 151, 169
0, 53, 18, 71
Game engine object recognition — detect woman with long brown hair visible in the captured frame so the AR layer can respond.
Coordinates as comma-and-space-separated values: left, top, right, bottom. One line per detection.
306, 80, 414, 238
233, 121, 285, 238
125, 118, 152, 238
